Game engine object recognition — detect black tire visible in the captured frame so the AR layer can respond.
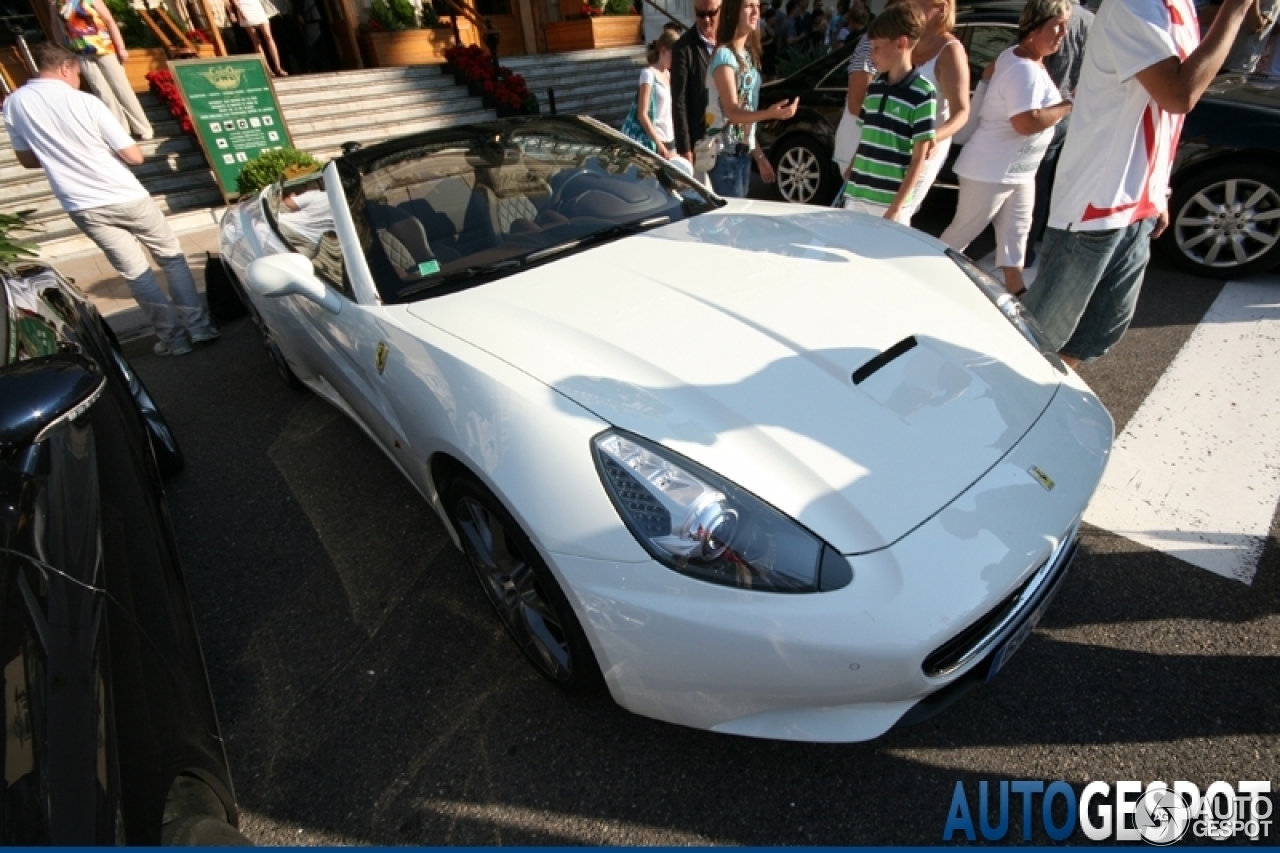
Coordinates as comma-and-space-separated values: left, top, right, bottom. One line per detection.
1162, 159, 1280, 279
445, 474, 604, 695
773, 134, 840, 206
262, 329, 305, 390
203, 254, 248, 323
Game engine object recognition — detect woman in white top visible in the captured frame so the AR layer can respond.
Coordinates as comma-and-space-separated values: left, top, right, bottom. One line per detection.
939, 0, 1073, 296
902, 0, 969, 219
637, 31, 679, 158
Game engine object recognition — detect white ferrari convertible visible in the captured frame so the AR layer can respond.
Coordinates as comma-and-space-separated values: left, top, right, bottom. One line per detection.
219, 116, 1113, 742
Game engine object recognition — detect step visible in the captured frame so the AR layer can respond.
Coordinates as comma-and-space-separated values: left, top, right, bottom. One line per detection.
292, 107, 498, 160
275, 70, 463, 106
282, 85, 481, 123
286, 96, 487, 137
274, 64, 457, 94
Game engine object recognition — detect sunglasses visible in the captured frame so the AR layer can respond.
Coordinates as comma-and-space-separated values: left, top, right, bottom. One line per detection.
695, 7, 720, 16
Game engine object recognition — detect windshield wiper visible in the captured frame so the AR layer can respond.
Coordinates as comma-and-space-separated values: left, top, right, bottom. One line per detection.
396, 258, 524, 298
395, 216, 673, 299
522, 216, 672, 263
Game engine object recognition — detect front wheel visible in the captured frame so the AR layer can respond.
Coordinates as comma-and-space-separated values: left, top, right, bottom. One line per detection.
774, 134, 840, 206
1162, 160, 1280, 279
445, 475, 603, 695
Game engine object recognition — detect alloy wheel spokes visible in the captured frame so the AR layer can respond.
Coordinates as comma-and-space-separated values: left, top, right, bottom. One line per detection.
1178, 177, 1280, 267
458, 495, 572, 680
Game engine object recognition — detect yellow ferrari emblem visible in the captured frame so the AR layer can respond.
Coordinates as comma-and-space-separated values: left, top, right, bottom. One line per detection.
375, 341, 389, 375
1028, 466, 1055, 492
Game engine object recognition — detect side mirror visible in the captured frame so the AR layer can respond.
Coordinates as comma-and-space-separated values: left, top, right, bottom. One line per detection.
0, 354, 105, 452
246, 252, 343, 315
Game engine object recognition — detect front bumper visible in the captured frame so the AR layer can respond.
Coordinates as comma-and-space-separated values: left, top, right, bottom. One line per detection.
550, 375, 1111, 742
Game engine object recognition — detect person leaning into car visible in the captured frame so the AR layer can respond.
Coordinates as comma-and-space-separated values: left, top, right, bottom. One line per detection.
3, 42, 219, 358
672, 0, 720, 176
1021, 0, 1254, 370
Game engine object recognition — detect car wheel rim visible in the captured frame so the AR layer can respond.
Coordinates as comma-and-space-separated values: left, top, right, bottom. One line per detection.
455, 496, 573, 681
777, 145, 822, 204
1175, 177, 1280, 269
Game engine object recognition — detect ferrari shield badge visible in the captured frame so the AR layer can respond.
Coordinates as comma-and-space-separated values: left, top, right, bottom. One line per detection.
1028, 466, 1055, 492
375, 341, 389, 375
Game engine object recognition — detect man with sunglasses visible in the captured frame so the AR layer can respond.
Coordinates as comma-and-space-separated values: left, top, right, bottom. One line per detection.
672, 0, 721, 170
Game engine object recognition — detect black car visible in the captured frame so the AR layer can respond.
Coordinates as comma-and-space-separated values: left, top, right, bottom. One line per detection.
758, 3, 1280, 280
757, 2, 1025, 206
0, 260, 248, 844
1165, 73, 1280, 278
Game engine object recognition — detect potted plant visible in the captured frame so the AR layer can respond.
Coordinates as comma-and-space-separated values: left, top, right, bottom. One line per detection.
0, 210, 38, 266
236, 147, 322, 195
359, 0, 461, 67
104, 0, 215, 93
545, 0, 641, 52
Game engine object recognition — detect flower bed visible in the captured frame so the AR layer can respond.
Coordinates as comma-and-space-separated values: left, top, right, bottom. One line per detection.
443, 44, 538, 115
145, 69, 194, 135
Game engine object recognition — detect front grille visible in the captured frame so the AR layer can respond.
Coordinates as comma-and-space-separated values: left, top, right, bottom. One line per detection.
921, 528, 1078, 678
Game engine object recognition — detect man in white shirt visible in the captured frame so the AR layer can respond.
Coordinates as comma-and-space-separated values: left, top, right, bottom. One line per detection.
3, 42, 217, 356
1022, 0, 1253, 368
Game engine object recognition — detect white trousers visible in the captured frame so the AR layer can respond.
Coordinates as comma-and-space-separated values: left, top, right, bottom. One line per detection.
939, 177, 1035, 269
79, 52, 153, 139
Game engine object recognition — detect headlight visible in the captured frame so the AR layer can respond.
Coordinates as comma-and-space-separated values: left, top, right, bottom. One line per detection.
947, 249, 1064, 368
592, 430, 851, 593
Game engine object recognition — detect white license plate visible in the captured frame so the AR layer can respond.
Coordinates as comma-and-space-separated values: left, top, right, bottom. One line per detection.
985, 574, 1066, 682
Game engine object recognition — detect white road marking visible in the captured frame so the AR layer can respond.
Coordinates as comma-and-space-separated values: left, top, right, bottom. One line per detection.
1083, 276, 1280, 584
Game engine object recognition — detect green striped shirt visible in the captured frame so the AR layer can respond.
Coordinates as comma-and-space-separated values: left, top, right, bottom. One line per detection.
844, 70, 936, 208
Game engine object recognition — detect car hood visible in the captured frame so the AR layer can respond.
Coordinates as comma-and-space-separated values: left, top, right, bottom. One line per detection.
406, 201, 1064, 553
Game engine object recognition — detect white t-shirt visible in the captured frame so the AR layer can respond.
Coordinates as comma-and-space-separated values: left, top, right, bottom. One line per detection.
279, 189, 333, 248
3, 78, 147, 212
639, 67, 674, 143
1048, 0, 1200, 231
954, 47, 1061, 185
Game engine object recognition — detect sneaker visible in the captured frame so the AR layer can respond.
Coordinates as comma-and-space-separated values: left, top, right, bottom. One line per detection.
154, 340, 193, 357
191, 327, 221, 344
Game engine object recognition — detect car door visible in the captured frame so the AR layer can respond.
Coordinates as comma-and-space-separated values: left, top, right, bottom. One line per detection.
264, 172, 412, 459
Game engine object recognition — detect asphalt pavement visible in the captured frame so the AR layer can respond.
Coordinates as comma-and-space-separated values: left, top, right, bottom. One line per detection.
124, 185, 1279, 846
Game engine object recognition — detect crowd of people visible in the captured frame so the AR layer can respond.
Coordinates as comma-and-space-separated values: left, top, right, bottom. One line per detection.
6, 0, 1278, 367
632, 0, 1275, 370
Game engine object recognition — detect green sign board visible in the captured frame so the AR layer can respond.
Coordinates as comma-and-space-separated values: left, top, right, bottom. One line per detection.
169, 56, 292, 202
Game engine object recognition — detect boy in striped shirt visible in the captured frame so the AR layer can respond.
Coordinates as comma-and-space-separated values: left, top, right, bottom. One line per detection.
841, 2, 936, 222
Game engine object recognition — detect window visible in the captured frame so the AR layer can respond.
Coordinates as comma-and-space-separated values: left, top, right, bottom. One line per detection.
960, 24, 1018, 85
347, 119, 718, 303
263, 172, 352, 298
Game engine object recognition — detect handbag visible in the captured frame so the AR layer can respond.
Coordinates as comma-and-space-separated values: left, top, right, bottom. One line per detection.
951, 79, 987, 146
832, 106, 862, 172
620, 79, 659, 152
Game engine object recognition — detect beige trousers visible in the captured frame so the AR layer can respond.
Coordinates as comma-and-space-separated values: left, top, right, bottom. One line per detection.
79, 52, 153, 139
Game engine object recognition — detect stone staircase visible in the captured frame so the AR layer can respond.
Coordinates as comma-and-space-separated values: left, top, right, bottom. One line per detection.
4, 46, 646, 258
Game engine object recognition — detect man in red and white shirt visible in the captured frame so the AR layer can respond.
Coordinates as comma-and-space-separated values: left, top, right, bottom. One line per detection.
1023, 0, 1253, 367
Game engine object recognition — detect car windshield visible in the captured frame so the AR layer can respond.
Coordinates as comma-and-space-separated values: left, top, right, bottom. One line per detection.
342, 118, 721, 302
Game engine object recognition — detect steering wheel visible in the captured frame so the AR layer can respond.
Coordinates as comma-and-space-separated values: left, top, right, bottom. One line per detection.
550, 169, 600, 213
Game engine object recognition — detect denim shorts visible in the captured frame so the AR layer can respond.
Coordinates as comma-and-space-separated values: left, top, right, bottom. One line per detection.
709, 148, 752, 199
1020, 217, 1156, 362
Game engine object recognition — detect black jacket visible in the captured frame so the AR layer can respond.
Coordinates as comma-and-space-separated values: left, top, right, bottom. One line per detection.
670, 27, 712, 156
